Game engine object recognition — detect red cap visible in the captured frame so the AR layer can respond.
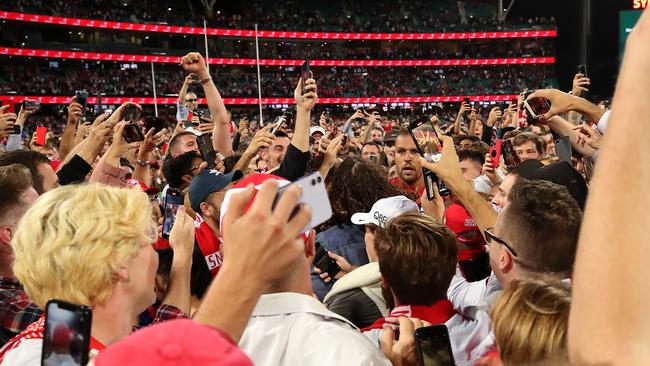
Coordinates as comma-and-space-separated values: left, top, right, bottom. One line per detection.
444, 203, 485, 248
96, 319, 252, 366
127, 178, 160, 195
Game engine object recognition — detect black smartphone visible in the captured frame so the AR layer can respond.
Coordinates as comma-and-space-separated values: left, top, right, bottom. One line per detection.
314, 241, 341, 278
301, 60, 311, 95
415, 325, 456, 366
555, 136, 572, 162
162, 188, 183, 239
122, 123, 145, 143
502, 139, 519, 171
23, 100, 40, 111
75, 90, 88, 121
197, 133, 216, 169
97, 93, 102, 112
121, 104, 142, 125
41, 299, 92, 366
577, 64, 588, 78
408, 119, 449, 198
324, 108, 331, 124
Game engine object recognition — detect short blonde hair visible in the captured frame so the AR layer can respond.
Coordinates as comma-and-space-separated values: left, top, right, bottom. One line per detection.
491, 279, 571, 366
12, 183, 157, 309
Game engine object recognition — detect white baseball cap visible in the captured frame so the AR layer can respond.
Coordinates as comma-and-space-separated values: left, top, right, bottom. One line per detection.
351, 196, 419, 228
310, 126, 326, 136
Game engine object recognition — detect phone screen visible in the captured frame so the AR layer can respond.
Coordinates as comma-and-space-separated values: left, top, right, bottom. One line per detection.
122, 123, 145, 143
313, 241, 341, 278
42, 300, 92, 366
524, 98, 551, 119
162, 189, 184, 239
415, 325, 455, 366
75, 91, 88, 120
409, 121, 441, 163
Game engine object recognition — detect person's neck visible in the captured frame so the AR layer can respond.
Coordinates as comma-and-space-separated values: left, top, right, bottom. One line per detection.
90, 291, 138, 347
204, 216, 219, 236
266, 262, 312, 297
0, 247, 15, 278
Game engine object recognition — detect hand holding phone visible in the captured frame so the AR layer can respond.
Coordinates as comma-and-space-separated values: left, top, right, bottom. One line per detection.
272, 171, 332, 233
489, 139, 502, 169
313, 242, 341, 278
42, 300, 92, 366
35, 126, 48, 146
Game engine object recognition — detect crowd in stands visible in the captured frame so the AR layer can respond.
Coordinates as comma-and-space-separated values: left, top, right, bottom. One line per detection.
0, 61, 556, 98
6, 0, 555, 32
2, 1, 648, 366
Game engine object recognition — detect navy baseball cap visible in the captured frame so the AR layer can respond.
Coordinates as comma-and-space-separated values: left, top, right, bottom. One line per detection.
189, 169, 243, 212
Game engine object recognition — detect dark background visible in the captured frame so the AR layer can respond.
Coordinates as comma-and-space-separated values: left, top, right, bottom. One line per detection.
510, 0, 638, 99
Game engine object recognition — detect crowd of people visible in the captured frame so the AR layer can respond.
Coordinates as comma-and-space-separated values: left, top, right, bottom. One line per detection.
7, 0, 555, 32
0, 60, 556, 99
0, 1, 647, 366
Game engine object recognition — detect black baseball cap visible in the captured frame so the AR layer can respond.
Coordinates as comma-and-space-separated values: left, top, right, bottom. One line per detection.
518, 160, 588, 209
189, 169, 243, 212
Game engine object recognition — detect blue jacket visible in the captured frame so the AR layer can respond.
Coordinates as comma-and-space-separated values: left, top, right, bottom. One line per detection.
312, 224, 369, 301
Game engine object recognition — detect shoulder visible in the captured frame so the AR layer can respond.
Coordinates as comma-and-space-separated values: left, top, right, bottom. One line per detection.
301, 321, 389, 365
1, 338, 42, 366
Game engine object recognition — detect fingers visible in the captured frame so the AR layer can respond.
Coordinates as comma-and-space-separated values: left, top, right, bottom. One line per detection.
221, 184, 255, 233
273, 184, 303, 223
114, 121, 127, 140
397, 317, 416, 345
327, 251, 341, 261
0, 105, 9, 113
285, 204, 312, 239
144, 127, 155, 140
92, 112, 110, 127
379, 326, 396, 358
250, 179, 280, 216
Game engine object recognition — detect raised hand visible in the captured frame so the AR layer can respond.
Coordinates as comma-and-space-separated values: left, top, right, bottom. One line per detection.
294, 77, 318, 112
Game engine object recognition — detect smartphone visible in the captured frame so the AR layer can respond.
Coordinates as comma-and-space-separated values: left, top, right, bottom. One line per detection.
501, 139, 519, 171
41, 300, 92, 366
75, 90, 88, 121
272, 171, 333, 233
313, 241, 341, 278
97, 93, 103, 112
324, 109, 331, 124
415, 325, 456, 366
408, 120, 442, 164
301, 60, 311, 95
1, 100, 15, 114
489, 139, 502, 169
121, 104, 142, 125
555, 136, 572, 162
23, 100, 40, 111
524, 97, 551, 120
271, 116, 285, 134
577, 64, 588, 78
162, 188, 184, 239
35, 126, 48, 146
122, 123, 145, 143
197, 133, 216, 169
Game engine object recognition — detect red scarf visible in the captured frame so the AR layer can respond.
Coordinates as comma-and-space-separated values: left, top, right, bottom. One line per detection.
194, 214, 223, 277
0, 316, 105, 361
362, 300, 456, 331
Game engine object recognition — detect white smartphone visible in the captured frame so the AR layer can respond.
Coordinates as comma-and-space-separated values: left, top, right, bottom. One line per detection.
273, 172, 332, 233
271, 116, 285, 134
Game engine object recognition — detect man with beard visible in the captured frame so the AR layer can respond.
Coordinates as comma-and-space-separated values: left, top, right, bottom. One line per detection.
389, 130, 425, 201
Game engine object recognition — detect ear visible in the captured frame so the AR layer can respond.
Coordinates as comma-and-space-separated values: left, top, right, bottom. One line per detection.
305, 230, 316, 259
115, 263, 129, 283
199, 202, 212, 218
499, 249, 515, 274
380, 275, 389, 289
0, 226, 13, 247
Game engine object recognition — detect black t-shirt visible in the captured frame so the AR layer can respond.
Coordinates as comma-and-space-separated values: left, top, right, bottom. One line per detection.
272, 143, 310, 182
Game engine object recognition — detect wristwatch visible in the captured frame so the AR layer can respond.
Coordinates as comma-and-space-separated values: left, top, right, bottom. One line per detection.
135, 159, 151, 167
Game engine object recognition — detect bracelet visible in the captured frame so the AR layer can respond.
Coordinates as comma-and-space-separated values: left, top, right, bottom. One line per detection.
135, 159, 151, 167
200, 76, 213, 85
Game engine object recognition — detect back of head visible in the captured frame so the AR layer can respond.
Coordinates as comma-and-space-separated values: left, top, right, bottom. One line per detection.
457, 148, 485, 166
329, 156, 403, 224
163, 151, 201, 189
503, 180, 582, 276
0, 164, 34, 228
12, 184, 156, 308
491, 279, 571, 366
0, 149, 49, 194
375, 213, 458, 306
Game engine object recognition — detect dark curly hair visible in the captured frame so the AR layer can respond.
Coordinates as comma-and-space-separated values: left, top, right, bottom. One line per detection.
328, 156, 404, 224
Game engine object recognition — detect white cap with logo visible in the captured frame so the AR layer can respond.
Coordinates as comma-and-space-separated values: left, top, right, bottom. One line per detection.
351, 195, 420, 228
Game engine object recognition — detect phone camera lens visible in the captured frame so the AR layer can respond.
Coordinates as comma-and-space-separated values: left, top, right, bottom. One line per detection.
311, 179, 316, 185
317, 177, 322, 183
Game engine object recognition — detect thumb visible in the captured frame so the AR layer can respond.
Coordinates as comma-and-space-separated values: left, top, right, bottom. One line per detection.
379, 326, 396, 360
327, 251, 342, 262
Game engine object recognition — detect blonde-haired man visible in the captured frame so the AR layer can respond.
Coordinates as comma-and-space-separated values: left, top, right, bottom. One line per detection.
0, 184, 194, 365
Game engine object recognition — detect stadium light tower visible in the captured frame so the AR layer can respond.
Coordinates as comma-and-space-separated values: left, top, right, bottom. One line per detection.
497, 0, 517, 22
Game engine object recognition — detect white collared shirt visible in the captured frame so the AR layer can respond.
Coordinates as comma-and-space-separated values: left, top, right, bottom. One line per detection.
239, 292, 391, 366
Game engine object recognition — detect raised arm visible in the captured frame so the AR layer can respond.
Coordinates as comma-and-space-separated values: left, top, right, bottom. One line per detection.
59, 97, 83, 160
419, 135, 497, 235
292, 76, 317, 152
569, 10, 650, 365
179, 52, 233, 157
454, 102, 470, 135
